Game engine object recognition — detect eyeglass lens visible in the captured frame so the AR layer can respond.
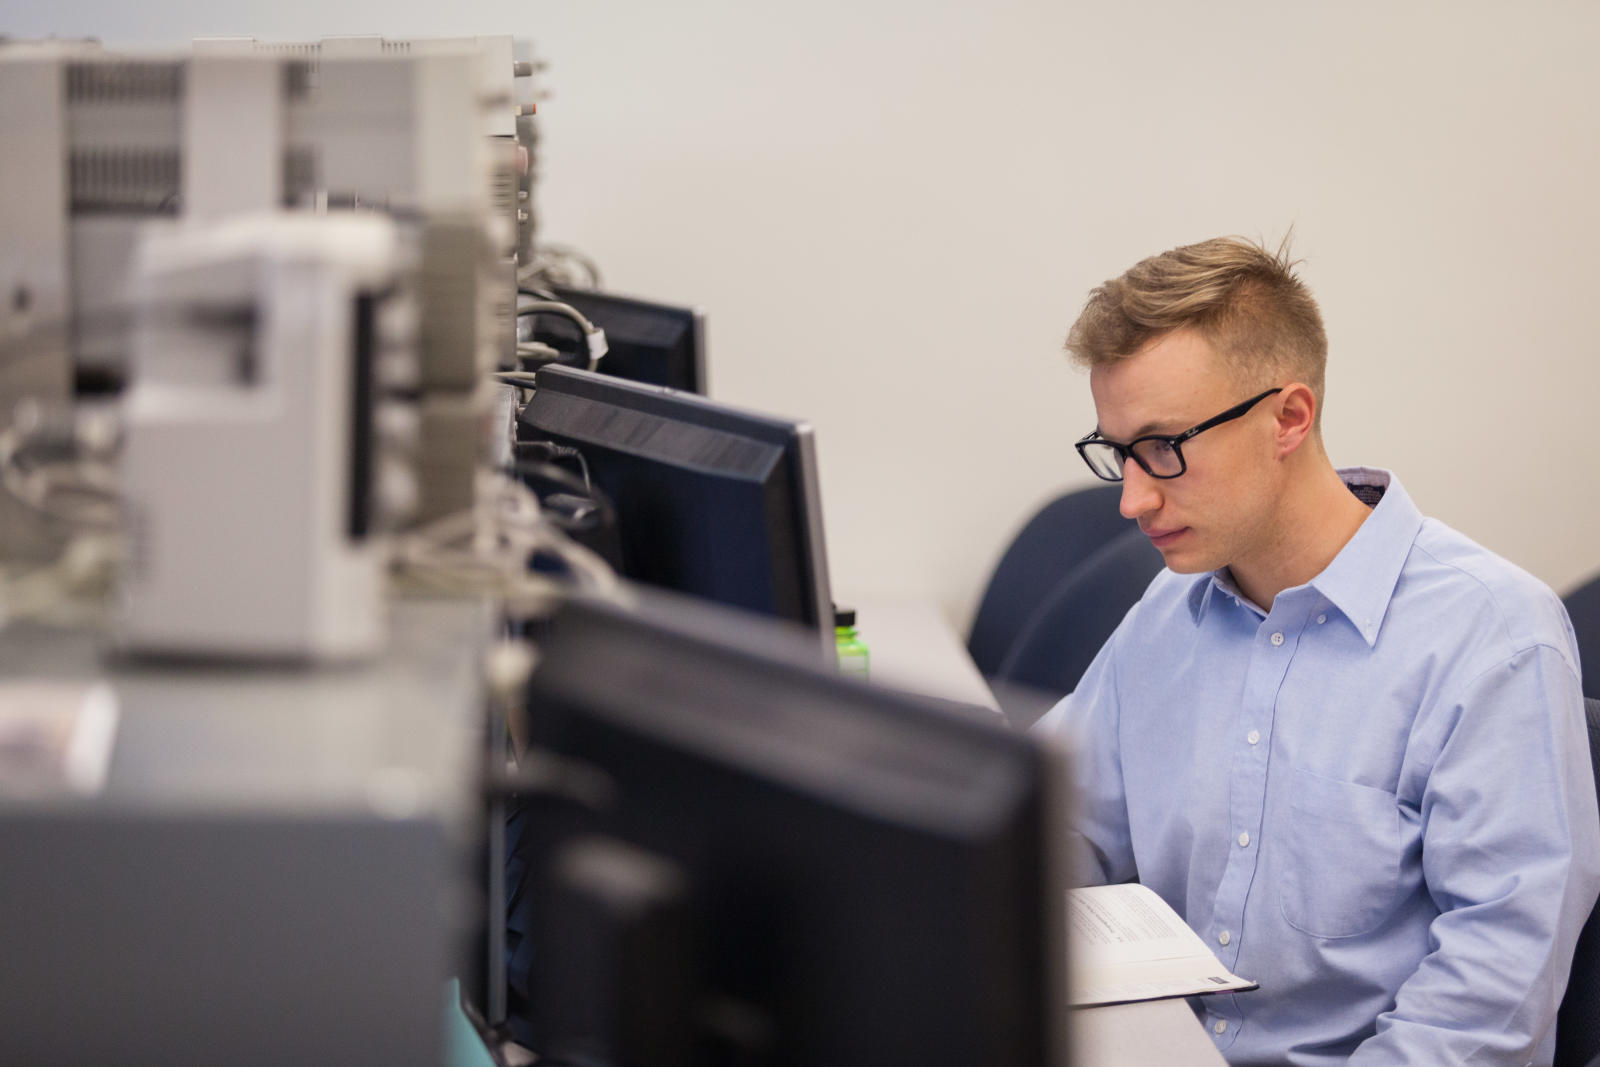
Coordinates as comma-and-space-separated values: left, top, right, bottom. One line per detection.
1079, 442, 1125, 479
1131, 438, 1183, 476
1080, 438, 1185, 480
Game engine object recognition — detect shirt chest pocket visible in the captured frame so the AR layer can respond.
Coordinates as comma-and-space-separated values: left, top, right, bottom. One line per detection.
1278, 767, 1405, 939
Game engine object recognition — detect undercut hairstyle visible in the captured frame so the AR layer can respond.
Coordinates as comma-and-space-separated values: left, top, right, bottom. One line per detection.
1066, 235, 1328, 422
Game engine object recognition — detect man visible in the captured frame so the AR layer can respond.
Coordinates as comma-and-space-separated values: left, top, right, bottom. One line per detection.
1034, 236, 1600, 1065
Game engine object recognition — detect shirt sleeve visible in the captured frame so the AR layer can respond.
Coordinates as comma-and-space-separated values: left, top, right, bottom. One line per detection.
1032, 624, 1138, 888
1347, 643, 1600, 1066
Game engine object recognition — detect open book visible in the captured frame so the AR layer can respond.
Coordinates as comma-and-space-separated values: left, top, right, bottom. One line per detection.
1068, 883, 1258, 1007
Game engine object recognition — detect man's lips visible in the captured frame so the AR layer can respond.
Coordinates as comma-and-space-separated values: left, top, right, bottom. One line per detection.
1142, 526, 1188, 547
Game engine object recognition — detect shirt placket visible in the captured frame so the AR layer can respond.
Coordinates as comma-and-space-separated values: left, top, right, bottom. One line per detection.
1203, 593, 1310, 1048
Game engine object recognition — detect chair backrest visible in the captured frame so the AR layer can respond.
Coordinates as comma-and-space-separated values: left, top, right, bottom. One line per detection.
1555, 696, 1600, 1067
992, 526, 1164, 702
1565, 575, 1600, 701
967, 485, 1131, 678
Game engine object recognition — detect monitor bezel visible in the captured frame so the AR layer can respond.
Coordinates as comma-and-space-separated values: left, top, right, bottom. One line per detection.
521, 365, 834, 650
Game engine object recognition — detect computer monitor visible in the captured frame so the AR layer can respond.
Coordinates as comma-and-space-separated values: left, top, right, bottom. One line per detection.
525, 286, 707, 394
516, 365, 833, 641
502, 590, 1072, 1067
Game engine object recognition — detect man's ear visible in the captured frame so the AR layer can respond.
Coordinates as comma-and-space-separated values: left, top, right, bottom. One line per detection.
1274, 383, 1317, 459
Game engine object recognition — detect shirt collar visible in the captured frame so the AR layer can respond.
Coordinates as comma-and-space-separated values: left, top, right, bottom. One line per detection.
1309, 468, 1422, 646
1185, 467, 1424, 647
1187, 571, 1224, 620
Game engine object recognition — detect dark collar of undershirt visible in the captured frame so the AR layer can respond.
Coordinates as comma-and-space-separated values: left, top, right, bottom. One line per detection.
1345, 479, 1386, 509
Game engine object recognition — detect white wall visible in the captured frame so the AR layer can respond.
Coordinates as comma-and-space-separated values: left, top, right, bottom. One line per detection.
9, 0, 1599, 630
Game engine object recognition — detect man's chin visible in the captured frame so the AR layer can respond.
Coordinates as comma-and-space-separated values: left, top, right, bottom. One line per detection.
1152, 542, 1217, 575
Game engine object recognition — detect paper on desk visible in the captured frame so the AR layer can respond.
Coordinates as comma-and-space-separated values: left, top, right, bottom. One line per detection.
0, 682, 119, 795
1068, 883, 1258, 1007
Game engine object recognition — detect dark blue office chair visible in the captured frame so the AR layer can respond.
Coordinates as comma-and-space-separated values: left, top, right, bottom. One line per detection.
1556, 697, 1600, 1067
967, 485, 1133, 679
992, 527, 1164, 717
1565, 574, 1600, 701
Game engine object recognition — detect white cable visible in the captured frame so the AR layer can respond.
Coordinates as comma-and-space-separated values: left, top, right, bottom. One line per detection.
516, 299, 608, 371
515, 341, 562, 366
389, 470, 625, 613
517, 244, 603, 291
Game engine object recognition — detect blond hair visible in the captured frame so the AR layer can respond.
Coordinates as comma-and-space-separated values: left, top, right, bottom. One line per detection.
1066, 236, 1327, 417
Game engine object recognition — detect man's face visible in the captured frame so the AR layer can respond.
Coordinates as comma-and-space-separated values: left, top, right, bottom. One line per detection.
1087, 328, 1282, 575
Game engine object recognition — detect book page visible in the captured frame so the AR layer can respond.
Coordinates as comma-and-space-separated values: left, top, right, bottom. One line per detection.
1072, 882, 1210, 964
1069, 884, 1257, 1007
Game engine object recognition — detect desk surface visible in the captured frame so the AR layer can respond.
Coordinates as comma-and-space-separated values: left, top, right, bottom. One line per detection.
845, 591, 1228, 1067
846, 594, 1001, 712
0, 598, 489, 817
1075, 998, 1228, 1066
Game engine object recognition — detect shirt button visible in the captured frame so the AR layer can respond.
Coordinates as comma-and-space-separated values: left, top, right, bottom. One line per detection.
1218, 930, 1231, 946
1246, 729, 1261, 745
1237, 831, 1250, 848
1213, 1019, 1228, 1035
1316, 614, 1327, 625
1270, 631, 1284, 646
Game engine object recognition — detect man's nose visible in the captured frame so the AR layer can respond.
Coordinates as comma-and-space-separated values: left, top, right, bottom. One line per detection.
1119, 461, 1162, 520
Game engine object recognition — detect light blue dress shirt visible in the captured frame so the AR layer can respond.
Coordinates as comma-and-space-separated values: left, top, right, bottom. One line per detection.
1036, 468, 1600, 1065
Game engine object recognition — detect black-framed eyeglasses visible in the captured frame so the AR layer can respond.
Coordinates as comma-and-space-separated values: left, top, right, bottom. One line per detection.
1075, 388, 1283, 482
